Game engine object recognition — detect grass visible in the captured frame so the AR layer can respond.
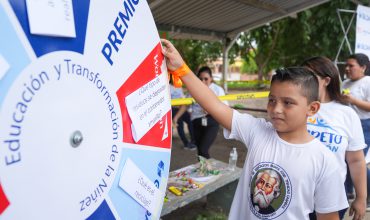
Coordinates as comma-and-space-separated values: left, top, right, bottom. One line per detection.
195, 211, 227, 220
215, 80, 270, 90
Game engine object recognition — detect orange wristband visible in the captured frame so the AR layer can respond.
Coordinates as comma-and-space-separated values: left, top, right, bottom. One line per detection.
169, 63, 191, 77
168, 63, 191, 87
171, 74, 183, 88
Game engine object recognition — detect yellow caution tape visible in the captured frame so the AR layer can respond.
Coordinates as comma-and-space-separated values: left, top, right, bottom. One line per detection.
171, 91, 269, 106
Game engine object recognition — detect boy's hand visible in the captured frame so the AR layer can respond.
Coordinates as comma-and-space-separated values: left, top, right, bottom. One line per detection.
161, 39, 191, 87
349, 197, 366, 220
161, 39, 185, 71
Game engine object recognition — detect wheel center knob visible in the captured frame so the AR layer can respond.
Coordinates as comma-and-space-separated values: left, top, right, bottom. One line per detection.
70, 130, 83, 148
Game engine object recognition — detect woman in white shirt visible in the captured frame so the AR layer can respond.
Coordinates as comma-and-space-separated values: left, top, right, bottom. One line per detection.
173, 66, 227, 158
302, 56, 367, 220
343, 53, 370, 152
342, 53, 370, 209
190, 66, 227, 158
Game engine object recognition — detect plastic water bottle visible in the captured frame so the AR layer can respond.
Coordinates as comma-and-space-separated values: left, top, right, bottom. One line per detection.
228, 147, 237, 171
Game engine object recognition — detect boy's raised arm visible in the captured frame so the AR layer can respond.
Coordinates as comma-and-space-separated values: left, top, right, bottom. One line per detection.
161, 39, 233, 130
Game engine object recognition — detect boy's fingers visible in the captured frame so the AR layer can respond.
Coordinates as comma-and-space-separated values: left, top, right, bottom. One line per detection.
349, 207, 354, 216
161, 40, 174, 57
162, 47, 169, 56
161, 39, 172, 49
160, 38, 168, 45
353, 213, 360, 220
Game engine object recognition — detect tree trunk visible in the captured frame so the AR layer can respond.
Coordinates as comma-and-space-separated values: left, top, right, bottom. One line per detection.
257, 68, 264, 80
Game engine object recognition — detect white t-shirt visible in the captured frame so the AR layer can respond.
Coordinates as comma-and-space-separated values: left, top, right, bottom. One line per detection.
342, 76, 370, 119
191, 82, 227, 120
307, 101, 366, 182
224, 111, 348, 220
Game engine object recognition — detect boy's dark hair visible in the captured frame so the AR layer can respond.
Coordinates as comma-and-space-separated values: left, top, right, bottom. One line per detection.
348, 53, 370, 75
272, 67, 319, 103
302, 56, 346, 104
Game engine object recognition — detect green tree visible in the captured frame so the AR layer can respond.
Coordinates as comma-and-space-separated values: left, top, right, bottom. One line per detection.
170, 39, 241, 73
238, 23, 283, 80
240, 48, 257, 74
172, 39, 222, 72
238, 0, 368, 79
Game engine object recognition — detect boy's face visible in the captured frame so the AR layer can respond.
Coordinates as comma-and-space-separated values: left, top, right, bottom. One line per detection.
267, 81, 316, 135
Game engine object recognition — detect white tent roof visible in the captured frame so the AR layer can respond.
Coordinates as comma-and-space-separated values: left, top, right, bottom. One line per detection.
149, 0, 329, 41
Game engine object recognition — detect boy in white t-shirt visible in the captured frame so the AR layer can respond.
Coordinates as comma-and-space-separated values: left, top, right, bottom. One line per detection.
161, 39, 347, 220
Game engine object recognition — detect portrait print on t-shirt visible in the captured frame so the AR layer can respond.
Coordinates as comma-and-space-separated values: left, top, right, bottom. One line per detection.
249, 162, 292, 219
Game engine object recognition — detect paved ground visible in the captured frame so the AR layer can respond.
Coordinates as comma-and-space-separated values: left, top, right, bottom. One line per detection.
164, 90, 370, 220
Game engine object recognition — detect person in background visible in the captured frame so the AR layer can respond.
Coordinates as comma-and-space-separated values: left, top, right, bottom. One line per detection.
302, 56, 366, 220
342, 53, 370, 208
170, 83, 197, 150
189, 66, 227, 158
162, 38, 347, 220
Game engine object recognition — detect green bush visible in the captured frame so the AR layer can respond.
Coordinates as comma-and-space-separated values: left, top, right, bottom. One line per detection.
232, 103, 245, 109
195, 211, 227, 220
214, 80, 270, 90
227, 80, 270, 89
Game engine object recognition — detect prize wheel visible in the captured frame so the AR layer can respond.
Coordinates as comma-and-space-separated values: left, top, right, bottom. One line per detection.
0, 1, 172, 219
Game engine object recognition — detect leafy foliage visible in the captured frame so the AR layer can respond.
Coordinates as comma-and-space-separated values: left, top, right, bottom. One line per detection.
172, 39, 222, 72
240, 50, 258, 74
237, 0, 366, 79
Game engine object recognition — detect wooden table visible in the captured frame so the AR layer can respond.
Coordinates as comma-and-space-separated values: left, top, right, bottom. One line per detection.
161, 158, 242, 216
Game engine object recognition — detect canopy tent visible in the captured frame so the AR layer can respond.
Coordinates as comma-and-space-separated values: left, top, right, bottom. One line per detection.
149, 0, 329, 41
149, 0, 329, 90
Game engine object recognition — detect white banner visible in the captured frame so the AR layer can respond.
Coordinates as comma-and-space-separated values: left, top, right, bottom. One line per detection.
355, 5, 370, 57
0, 0, 171, 219
119, 158, 162, 216
125, 72, 170, 142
